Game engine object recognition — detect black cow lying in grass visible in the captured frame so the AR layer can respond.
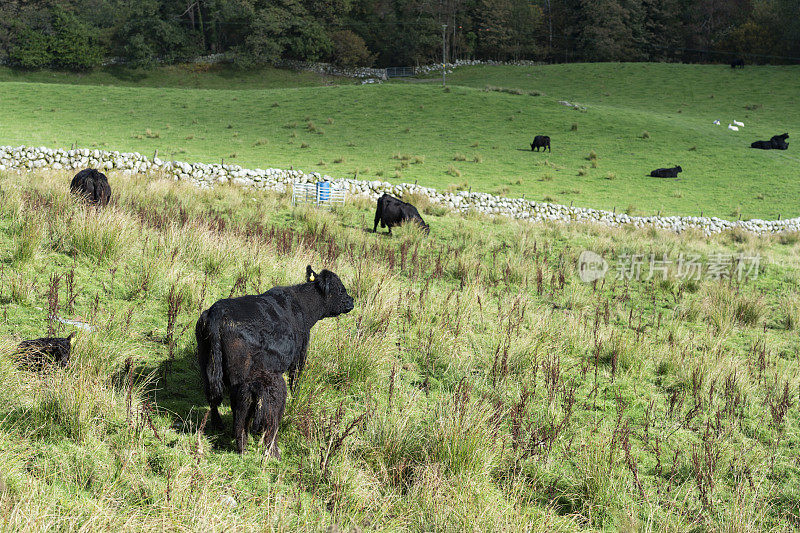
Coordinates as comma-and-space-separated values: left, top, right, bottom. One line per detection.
530, 135, 551, 152
17, 333, 74, 369
70, 168, 111, 206
373, 193, 430, 235
196, 266, 354, 455
750, 140, 774, 150
650, 166, 682, 178
731, 58, 745, 68
751, 133, 789, 150
771, 133, 789, 150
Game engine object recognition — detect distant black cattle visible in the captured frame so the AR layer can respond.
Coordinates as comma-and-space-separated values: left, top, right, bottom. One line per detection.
751, 133, 789, 150
373, 194, 430, 235
750, 140, 774, 150
530, 135, 551, 152
70, 168, 111, 206
17, 333, 74, 369
770, 133, 789, 150
195, 266, 354, 455
731, 58, 745, 68
650, 166, 682, 178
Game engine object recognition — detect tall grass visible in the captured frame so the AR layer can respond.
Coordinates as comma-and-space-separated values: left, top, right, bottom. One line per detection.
0, 169, 797, 531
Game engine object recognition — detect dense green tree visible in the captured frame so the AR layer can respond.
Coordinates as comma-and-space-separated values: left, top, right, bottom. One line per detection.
0, 0, 798, 70
237, 0, 332, 66
330, 29, 375, 67
575, 0, 637, 61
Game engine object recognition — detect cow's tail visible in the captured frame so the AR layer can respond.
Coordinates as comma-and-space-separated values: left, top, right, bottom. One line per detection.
197, 311, 225, 406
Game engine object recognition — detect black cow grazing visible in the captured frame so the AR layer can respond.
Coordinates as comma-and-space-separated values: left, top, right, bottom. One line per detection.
730, 58, 745, 68
530, 135, 551, 152
70, 168, 111, 207
649, 166, 683, 178
373, 193, 430, 235
17, 333, 75, 369
770, 133, 789, 150
750, 140, 774, 150
196, 266, 354, 455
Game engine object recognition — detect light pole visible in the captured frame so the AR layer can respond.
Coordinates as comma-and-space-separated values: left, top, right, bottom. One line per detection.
442, 24, 447, 87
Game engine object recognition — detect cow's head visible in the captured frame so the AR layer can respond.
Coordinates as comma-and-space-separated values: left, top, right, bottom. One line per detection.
307, 266, 354, 317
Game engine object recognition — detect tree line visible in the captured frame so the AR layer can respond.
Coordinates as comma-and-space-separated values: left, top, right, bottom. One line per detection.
1, 0, 798, 71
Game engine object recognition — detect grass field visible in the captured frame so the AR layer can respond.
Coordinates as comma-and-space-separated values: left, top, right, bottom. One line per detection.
1, 63, 798, 218
2, 169, 800, 530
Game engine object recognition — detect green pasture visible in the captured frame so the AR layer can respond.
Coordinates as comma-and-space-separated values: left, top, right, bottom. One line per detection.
0, 63, 798, 218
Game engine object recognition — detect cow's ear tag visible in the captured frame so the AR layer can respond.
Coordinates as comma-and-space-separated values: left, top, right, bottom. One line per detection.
309, 274, 315, 282
69, 335, 76, 346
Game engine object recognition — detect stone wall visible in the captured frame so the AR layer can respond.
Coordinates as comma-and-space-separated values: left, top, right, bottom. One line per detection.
1, 144, 797, 235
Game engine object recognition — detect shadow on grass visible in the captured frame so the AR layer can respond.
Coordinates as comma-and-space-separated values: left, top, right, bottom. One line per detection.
145, 343, 238, 453
105, 65, 149, 84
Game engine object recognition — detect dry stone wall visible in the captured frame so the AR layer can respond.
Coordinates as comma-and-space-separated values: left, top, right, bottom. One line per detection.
1, 144, 797, 235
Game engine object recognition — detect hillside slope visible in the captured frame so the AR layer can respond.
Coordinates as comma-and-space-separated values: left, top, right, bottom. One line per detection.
1, 63, 799, 218
1, 169, 800, 530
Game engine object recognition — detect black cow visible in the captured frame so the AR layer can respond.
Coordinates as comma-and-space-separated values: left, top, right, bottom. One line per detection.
730, 58, 745, 69
750, 140, 774, 150
649, 166, 682, 178
70, 168, 111, 207
771, 133, 789, 150
531, 135, 551, 152
195, 266, 354, 455
373, 194, 430, 235
17, 333, 75, 369
752, 133, 789, 150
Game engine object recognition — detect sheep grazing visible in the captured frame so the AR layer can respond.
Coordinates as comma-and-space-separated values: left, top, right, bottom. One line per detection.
733, 120, 744, 127
713, 120, 721, 125
70, 168, 111, 206
728, 124, 739, 131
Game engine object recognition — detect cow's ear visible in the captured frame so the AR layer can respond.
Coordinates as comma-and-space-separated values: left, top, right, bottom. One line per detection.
320, 271, 331, 297
306, 265, 316, 282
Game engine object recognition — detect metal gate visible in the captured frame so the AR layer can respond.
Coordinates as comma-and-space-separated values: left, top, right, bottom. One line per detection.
291, 181, 346, 208
386, 66, 415, 78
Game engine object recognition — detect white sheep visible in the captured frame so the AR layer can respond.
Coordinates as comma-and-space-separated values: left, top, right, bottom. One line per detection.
733, 120, 744, 127
728, 124, 739, 131
713, 119, 721, 125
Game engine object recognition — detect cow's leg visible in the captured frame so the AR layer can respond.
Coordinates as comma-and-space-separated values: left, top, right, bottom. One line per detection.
209, 403, 224, 429
548, 144, 551, 152
373, 202, 382, 233
231, 384, 253, 454
288, 347, 307, 392
260, 376, 287, 460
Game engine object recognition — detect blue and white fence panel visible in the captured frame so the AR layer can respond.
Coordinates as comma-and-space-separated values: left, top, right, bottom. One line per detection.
291, 181, 346, 208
